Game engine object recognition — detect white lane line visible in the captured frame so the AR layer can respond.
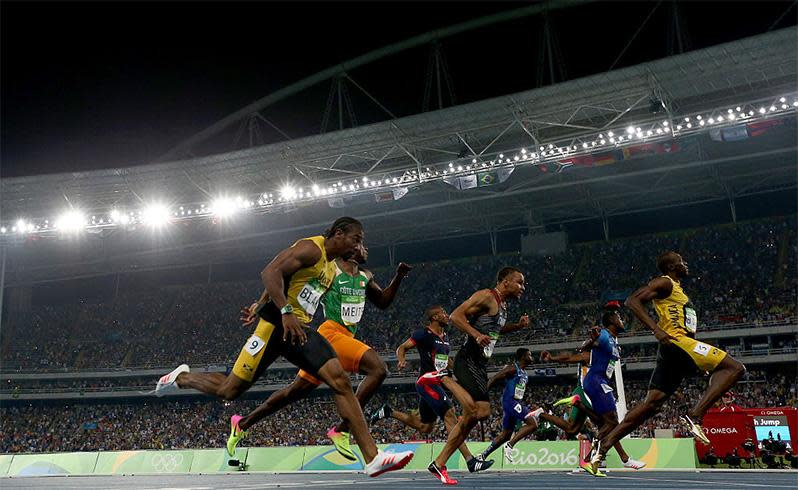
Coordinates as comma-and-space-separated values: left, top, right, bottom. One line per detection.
608, 474, 796, 488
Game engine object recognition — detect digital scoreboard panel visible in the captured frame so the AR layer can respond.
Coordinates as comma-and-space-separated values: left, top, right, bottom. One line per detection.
753, 415, 792, 451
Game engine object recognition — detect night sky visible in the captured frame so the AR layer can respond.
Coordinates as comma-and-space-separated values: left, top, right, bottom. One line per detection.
2, 1, 795, 178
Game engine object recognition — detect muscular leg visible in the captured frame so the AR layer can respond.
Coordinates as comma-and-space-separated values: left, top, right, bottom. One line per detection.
574, 400, 601, 424
238, 376, 317, 431
688, 356, 746, 421
315, 357, 378, 462
442, 408, 475, 460
594, 411, 629, 462
481, 428, 513, 458
390, 408, 436, 433
599, 389, 669, 455
433, 400, 490, 467
507, 417, 539, 447
176, 372, 251, 401
336, 349, 387, 433
539, 412, 585, 437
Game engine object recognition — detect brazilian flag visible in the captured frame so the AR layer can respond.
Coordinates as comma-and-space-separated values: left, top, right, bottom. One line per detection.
477, 171, 497, 187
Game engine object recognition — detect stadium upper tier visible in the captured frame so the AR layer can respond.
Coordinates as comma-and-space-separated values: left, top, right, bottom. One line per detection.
1, 216, 795, 374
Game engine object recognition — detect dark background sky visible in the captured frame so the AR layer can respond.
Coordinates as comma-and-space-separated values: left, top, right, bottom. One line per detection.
2, 1, 795, 178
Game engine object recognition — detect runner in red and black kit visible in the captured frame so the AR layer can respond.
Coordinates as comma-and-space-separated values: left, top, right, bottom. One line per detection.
370, 305, 491, 474
428, 267, 531, 485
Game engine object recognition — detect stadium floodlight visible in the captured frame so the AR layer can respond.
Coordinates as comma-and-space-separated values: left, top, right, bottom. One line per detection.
211, 197, 237, 218
142, 203, 171, 227
280, 184, 297, 200
55, 210, 86, 232
0, 227, 5, 234
15, 220, 27, 234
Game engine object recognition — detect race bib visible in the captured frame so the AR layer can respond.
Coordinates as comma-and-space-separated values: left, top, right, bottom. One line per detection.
297, 280, 325, 316
244, 335, 266, 356
684, 306, 697, 334
514, 381, 526, 400
692, 341, 711, 357
482, 332, 500, 358
434, 353, 449, 371
341, 301, 365, 325
605, 359, 616, 379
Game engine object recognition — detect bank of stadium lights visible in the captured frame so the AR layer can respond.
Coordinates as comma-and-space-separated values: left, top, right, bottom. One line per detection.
141, 203, 171, 227
209, 197, 239, 218
55, 210, 86, 232
109, 209, 131, 225
1, 92, 795, 238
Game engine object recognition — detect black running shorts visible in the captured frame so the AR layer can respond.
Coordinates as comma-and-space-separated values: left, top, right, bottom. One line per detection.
453, 349, 489, 402
232, 303, 336, 383
648, 342, 700, 396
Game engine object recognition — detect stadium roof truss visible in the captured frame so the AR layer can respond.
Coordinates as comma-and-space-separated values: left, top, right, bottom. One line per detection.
0, 28, 796, 281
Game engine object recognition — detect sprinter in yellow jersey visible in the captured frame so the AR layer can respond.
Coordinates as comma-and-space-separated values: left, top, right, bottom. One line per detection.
225, 244, 411, 461
589, 251, 745, 473
153, 217, 414, 477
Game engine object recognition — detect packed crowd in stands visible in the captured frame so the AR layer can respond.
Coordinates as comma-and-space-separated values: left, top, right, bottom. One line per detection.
1, 368, 794, 453
1, 217, 795, 373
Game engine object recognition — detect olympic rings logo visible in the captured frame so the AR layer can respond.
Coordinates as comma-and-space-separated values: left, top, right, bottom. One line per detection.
150, 453, 184, 472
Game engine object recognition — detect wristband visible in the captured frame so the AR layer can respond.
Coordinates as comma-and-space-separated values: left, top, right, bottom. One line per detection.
280, 304, 294, 315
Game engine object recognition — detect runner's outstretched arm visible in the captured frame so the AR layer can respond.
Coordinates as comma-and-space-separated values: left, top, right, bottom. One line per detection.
487, 364, 515, 391
365, 262, 412, 309
499, 314, 530, 334
541, 350, 590, 364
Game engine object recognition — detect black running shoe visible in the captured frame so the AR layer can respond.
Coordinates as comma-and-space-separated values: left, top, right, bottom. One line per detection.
467, 456, 494, 473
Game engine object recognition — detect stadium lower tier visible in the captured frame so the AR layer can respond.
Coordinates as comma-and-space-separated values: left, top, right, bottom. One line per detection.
1, 369, 795, 454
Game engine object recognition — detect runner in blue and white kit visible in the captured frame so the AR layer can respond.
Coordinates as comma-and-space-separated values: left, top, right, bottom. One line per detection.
579, 308, 646, 476
479, 348, 543, 464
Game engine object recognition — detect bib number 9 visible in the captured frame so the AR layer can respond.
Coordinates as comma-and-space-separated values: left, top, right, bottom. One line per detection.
244, 335, 266, 356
